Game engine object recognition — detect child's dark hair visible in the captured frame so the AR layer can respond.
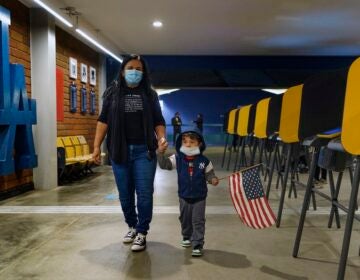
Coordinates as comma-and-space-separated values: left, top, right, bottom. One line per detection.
182, 132, 202, 143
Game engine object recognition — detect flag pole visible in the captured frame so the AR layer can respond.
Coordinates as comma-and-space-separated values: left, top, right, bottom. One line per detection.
217, 163, 262, 181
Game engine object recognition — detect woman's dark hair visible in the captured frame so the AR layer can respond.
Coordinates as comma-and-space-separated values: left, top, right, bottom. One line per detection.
103, 54, 153, 98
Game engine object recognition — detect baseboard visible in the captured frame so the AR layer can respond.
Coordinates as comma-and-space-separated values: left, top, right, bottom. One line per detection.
0, 182, 35, 201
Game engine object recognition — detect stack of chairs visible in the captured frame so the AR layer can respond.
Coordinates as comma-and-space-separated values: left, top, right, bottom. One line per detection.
56, 135, 100, 183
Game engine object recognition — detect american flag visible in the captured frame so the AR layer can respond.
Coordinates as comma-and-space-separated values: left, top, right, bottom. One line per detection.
229, 166, 276, 229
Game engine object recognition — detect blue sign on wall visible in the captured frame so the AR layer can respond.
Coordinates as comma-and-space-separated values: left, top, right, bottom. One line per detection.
0, 6, 37, 176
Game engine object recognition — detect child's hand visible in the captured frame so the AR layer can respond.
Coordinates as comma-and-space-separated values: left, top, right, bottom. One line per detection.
157, 137, 168, 153
211, 177, 219, 186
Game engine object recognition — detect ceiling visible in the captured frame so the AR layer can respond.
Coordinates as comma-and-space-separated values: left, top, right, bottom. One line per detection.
19, 0, 360, 89
22, 0, 360, 56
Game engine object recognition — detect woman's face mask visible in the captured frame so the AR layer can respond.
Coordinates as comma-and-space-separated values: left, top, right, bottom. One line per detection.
124, 69, 143, 86
180, 146, 200, 156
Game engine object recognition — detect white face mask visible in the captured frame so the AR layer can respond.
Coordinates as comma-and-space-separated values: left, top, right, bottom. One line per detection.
180, 146, 200, 156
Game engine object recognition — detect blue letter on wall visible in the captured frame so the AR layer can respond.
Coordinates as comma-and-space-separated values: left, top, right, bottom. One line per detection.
0, 6, 37, 176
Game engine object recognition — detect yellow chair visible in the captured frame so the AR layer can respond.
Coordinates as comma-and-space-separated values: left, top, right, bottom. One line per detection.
77, 135, 106, 160
61, 136, 87, 176
77, 135, 92, 157
70, 136, 92, 162
56, 137, 79, 182
57, 137, 78, 165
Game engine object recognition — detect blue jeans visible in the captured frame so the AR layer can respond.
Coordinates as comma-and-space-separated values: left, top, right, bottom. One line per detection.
111, 145, 157, 235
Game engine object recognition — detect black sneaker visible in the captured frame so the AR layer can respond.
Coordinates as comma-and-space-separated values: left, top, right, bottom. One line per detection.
131, 233, 146, 251
123, 228, 136, 244
191, 245, 203, 257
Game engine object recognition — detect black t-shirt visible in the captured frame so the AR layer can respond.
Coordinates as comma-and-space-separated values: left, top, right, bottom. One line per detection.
123, 87, 145, 144
97, 82, 166, 163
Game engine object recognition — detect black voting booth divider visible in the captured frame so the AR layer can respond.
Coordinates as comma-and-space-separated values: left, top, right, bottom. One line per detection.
271, 68, 348, 228
253, 95, 283, 182
292, 58, 360, 280
233, 104, 257, 172
221, 109, 231, 168
221, 108, 239, 170
220, 57, 360, 279
266, 84, 305, 227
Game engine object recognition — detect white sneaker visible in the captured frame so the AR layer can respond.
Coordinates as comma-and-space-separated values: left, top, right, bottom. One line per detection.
123, 228, 136, 244
191, 246, 203, 257
131, 233, 146, 251
181, 239, 191, 248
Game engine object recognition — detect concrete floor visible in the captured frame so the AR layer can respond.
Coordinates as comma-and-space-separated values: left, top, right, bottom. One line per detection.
0, 147, 359, 280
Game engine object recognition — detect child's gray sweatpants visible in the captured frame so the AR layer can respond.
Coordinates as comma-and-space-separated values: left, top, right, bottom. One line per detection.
179, 197, 206, 249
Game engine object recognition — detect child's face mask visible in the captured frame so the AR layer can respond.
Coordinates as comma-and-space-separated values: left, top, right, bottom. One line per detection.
180, 146, 200, 156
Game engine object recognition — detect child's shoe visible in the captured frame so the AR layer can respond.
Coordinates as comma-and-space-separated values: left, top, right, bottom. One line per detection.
181, 239, 191, 248
191, 245, 203, 257
123, 227, 136, 243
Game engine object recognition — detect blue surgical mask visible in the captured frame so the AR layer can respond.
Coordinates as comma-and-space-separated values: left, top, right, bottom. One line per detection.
180, 146, 200, 156
124, 69, 143, 86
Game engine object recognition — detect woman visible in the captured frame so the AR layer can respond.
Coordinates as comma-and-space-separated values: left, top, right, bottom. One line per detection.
93, 55, 166, 252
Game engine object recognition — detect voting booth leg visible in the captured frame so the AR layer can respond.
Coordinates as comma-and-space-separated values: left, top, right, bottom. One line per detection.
337, 156, 360, 280
293, 146, 321, 256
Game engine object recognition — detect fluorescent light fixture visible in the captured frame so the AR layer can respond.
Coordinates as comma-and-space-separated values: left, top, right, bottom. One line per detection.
262, 88, 287, 95
156, 88, 180, 96
0, 7, 11, 25
75, 29, 123, 63
153, 21, 163, 28
33, 0, 73, 28
159, 100, 164, 110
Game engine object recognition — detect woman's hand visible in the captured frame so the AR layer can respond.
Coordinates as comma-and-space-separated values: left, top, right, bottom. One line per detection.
92, 147, 101, 165
211, 177, 219, 186
157, 137, 168, 153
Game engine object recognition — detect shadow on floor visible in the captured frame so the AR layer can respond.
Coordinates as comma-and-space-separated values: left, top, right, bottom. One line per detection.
201, 249, 252, 269
81, 241, 253, 278
81, 241, 187, 279
260, 266, 308, 280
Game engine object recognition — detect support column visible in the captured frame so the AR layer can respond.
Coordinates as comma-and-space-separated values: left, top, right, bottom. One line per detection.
99, 54, 108, 164
30, 8, 57, 189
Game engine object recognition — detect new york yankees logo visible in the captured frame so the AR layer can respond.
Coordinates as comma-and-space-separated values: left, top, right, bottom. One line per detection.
0, 7, 37, 175
199, 162, 205, 169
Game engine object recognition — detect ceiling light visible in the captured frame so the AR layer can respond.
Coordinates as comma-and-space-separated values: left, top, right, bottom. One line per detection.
75, 29, 123, 63
33, 0, 73, 27
262, 88, 287, 95
156, 88, 179, 96
0, 8, 10, 25
153, 21, 163, 28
